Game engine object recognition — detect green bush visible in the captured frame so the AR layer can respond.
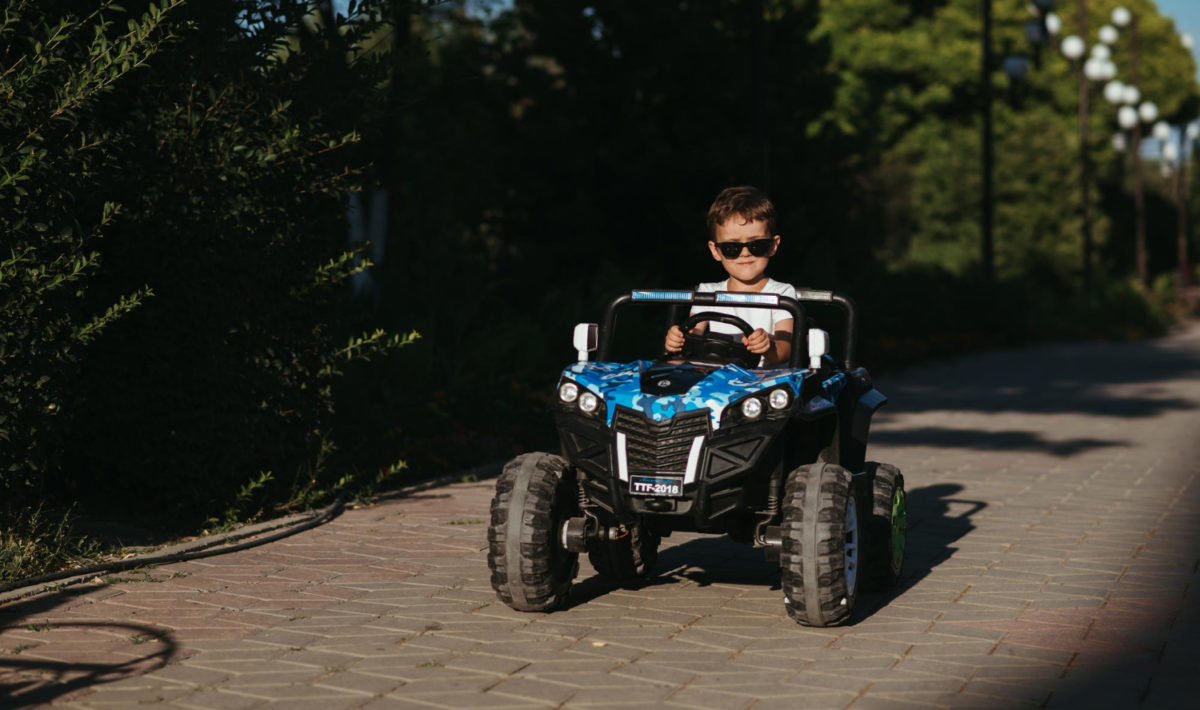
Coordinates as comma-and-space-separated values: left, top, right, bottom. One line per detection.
1, 1, 416, 553
58, 2, 416, 530
851, 265, 1174, 372
0, 1, 180, 504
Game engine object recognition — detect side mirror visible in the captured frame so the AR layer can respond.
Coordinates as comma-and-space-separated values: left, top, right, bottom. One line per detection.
573, 323, 598, 362
807, 329, 830, 370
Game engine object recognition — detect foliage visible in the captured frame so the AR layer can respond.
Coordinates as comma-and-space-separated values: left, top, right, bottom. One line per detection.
853, 265, 1172, 372
1, 0, 417, 557
818, 0, 1199, 287
344, 0, 1194, 480
0, 505, 99, 583
0, 0, 182, 502
59, 1, 417, 529
2, 0, 1195, 581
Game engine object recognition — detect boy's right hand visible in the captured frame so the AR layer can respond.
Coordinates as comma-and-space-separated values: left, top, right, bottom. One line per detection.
665, 325, 685, 353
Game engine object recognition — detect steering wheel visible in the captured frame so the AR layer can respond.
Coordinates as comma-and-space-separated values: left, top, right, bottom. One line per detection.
677, 311, 757, 367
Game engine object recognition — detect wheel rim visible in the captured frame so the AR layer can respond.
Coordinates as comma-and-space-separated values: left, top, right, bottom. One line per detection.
844, 497, 859, 594
890, 488, 907, 573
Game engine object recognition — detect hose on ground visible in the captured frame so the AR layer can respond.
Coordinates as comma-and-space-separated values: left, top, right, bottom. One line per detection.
0, 494, 349, 603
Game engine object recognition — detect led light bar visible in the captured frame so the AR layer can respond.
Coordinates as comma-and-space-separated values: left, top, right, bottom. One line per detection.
631, 290, 694, 302
715, 292, 779, 305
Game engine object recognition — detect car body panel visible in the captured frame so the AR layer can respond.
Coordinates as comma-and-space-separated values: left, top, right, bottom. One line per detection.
562, 360, 848, 430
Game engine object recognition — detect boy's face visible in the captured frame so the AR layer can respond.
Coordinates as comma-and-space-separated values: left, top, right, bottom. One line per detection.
708, 216, 779, 284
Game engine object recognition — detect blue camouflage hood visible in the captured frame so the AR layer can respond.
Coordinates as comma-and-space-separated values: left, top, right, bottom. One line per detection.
562, 360, 816, 430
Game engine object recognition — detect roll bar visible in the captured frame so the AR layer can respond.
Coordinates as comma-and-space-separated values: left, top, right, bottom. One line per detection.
597, 289, 858, 370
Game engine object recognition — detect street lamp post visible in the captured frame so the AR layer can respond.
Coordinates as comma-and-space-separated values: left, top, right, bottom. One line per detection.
1153, 121, 1196, 292
1177, 124, 1196, 288
1060, 1, 1116, 293
1110, 6, 1150, 285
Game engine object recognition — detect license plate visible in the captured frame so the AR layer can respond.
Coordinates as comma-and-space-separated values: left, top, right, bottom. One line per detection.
630, 475, 684, 498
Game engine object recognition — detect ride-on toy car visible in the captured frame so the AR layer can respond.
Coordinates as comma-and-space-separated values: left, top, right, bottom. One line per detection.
487, 289, 906, 626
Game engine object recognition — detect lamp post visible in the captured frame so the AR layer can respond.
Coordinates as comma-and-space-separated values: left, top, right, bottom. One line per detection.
1060, 1, 1116, 293
1182, 124, 1197, 289
1166, 123, 1198, 290
1109, 6, 1150, 285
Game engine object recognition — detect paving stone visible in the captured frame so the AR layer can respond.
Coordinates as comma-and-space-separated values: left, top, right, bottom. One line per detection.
388, 689, 546, 708
62, 686, 197, 705
561, 684, 677, 705
256, 697, 365, 710
312, 670, 405, 695
850, 693, 950, 710
165, 689, 265, 709
485, 676, 576, 704
11, 326, 1200, 708
661, 686, 754, 710
737, 692, 852, 709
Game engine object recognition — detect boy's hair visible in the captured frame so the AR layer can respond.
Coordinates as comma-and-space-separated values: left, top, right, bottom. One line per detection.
706, 185, 777, 239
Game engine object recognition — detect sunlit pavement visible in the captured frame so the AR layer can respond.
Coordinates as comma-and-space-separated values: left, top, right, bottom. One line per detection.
2, 324, 1198, 710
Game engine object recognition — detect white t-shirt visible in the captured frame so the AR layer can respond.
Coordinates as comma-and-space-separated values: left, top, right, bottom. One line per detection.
690, 278, 798, 336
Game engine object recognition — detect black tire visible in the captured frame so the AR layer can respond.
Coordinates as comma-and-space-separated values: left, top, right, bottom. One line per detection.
780, 462, 861, 626
864, 462, 906, 591
487, 453, 579, 611
588, 523, 660, 585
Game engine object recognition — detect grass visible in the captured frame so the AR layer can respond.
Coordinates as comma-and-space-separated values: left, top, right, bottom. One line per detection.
0, 505, 100, 584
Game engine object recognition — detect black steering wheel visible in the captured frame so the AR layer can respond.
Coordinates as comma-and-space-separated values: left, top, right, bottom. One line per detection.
677, 311, 757, 368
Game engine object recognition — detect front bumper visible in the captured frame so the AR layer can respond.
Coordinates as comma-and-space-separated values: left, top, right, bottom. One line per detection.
557, 405, 787, 529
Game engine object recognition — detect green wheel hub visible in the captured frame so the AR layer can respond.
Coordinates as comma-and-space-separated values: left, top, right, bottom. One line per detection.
889, 487, 907, 572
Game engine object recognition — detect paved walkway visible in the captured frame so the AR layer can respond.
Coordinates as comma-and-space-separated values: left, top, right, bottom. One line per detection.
2, 324, 1199, 710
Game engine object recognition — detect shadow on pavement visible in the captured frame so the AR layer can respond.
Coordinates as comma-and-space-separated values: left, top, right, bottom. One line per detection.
654, 535, 782, 589
879, 333, 1200, 418
854, 483, 986, 621
0, 585, 181, 708
0, 620, 178, 709
568, 483, 985, 622
566, 535, 781, 610
871, 427, 1127, 457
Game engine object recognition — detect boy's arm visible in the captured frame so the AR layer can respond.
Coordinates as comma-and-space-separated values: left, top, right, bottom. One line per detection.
765, 318, 794, 365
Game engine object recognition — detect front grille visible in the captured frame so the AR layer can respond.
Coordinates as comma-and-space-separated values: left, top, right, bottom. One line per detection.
613, 407, 709, 472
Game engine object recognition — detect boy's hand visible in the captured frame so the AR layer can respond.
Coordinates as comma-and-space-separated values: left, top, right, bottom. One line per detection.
665, 325, 685, 353
742, 328, 772, 355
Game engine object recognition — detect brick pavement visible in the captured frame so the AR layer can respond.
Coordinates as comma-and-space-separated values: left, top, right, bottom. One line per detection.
2, 323, 1198, 709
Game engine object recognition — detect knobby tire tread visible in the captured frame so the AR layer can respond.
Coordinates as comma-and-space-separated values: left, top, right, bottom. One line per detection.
780, 462, 858, 626
487, 453, 578, 611
864, 461, 905, 591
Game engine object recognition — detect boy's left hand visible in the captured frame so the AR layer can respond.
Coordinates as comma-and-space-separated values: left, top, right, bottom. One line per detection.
742, 328, 772, 355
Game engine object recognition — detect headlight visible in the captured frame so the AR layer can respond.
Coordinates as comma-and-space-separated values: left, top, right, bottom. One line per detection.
769, 389, 790, 410
559, 381, 579, 403
579, 392, 600, 413
741, 397, 763, 418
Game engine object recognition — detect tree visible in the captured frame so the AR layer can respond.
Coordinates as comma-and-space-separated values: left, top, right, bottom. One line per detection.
815, 0, 1198, 284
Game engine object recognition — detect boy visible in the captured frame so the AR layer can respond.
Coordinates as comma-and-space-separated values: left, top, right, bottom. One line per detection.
664, 186, 796, 366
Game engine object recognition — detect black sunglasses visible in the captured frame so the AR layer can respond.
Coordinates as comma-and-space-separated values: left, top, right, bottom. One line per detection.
713, 238, 773, 259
